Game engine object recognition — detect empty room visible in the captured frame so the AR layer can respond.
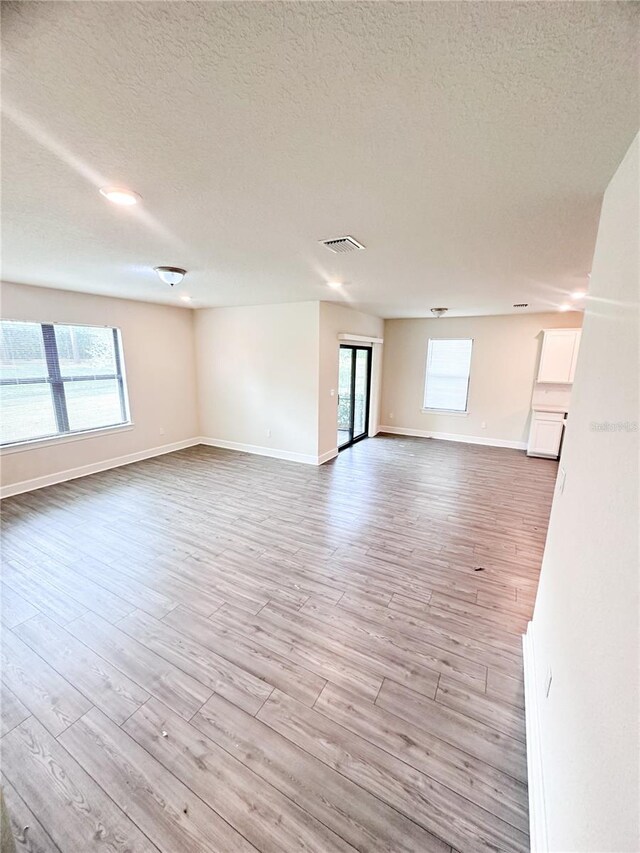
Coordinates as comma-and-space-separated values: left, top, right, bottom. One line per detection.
0, 3, 638, 853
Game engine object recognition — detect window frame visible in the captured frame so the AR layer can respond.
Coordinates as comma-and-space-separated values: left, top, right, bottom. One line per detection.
0, 319, 131, 449
422, 337, 473, 415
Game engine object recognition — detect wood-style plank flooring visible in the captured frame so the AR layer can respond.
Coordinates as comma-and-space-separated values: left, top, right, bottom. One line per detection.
0, 435, 559, 853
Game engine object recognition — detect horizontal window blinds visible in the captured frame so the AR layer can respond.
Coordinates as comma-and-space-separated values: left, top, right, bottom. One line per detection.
424, 338, 473, 412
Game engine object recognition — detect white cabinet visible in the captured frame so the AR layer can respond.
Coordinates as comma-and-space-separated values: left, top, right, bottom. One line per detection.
537, 329, 582, 384
527, 411, 565, 459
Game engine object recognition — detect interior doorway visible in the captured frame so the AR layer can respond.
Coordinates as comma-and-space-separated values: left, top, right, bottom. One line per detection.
337, 345, 372, 450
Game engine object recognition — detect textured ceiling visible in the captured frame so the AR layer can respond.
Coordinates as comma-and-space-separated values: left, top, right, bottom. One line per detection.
2, 1, 638, 317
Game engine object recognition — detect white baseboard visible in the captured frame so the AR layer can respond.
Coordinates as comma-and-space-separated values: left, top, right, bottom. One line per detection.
379, 425, 436, 439
0, 436, 340, 499
317, 447, 339, 464
523, 621, 548, 853
198, 437, 337, 467
0, 437, 201, 500
379, 425, 527, 450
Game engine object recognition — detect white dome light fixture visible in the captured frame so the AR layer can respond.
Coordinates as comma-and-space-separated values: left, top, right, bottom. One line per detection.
431, 307, 448, 318
99, 187, 141, 206
155, 266, 186, 287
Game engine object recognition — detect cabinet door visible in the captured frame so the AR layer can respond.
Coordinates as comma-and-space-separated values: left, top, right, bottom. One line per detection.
538, 330, 581, 383
527, 416, 564, 458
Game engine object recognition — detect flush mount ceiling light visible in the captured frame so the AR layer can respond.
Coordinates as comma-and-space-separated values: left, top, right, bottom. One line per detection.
571, 290, 587, 300
179, 295, 192, 303
559, 303, 571, 312
431, 307, 448, 318
155, 266, 186, 286
99, 187, 141, 206
327, 281, 343, 289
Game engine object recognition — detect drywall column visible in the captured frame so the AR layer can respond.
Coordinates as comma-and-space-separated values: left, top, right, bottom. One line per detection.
368, 341, 383, 437
524, 133, 639, 852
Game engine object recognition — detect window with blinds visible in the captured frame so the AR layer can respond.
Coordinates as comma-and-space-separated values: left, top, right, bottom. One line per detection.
0, 320, 130, 446
423, 338, 473, 412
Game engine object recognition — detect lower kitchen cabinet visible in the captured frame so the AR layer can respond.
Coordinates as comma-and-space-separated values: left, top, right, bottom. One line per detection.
527, 410, 565, 459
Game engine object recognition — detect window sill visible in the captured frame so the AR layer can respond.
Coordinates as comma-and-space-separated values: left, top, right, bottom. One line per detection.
421, 409, 469, 417
0, 423, 134, 455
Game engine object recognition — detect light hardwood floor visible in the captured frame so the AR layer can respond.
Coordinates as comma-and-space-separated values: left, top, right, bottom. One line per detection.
0, 435, 558, 853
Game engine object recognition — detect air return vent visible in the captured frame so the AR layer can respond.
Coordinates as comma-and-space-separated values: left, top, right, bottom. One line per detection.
319, 236, 365, 253
513, 303, 529, 308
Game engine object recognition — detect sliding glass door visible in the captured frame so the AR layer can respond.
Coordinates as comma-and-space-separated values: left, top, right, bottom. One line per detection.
337, 345, 371, 450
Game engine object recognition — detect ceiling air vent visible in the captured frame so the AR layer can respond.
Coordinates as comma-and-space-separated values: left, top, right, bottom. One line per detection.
513, 303, 529, 308
320, 236, 365, 254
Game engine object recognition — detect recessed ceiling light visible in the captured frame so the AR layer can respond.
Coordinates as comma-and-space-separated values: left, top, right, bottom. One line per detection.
99, 187, 141, 206
570, 290, 587, 300
559, 303, 571, 312
327, 281, 343, 289
155, 266, 186, 286
431, 307, 448, 318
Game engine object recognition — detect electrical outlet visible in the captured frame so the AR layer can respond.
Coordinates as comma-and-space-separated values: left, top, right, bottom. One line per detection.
330, 388, 335, 397
481, 421, 487, 429
389, 412, 394, 419
267, 428, 271, 438
159, 426, 165, 436
544, 667, 553, 698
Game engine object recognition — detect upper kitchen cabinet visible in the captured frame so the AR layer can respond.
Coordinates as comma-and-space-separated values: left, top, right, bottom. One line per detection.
537, 328, 582, 384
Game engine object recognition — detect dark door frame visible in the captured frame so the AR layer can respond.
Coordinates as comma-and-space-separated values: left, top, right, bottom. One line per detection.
338, 344, 372, 451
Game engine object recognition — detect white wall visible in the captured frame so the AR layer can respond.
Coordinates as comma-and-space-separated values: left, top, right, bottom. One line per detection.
194, 300, 384, 463
528, 134, 639, 851
195, 302, 321, 462
380, 312, 583, 447
0, 293, 385, 485
0, 281, 199, 494
318, 302, 384, 457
